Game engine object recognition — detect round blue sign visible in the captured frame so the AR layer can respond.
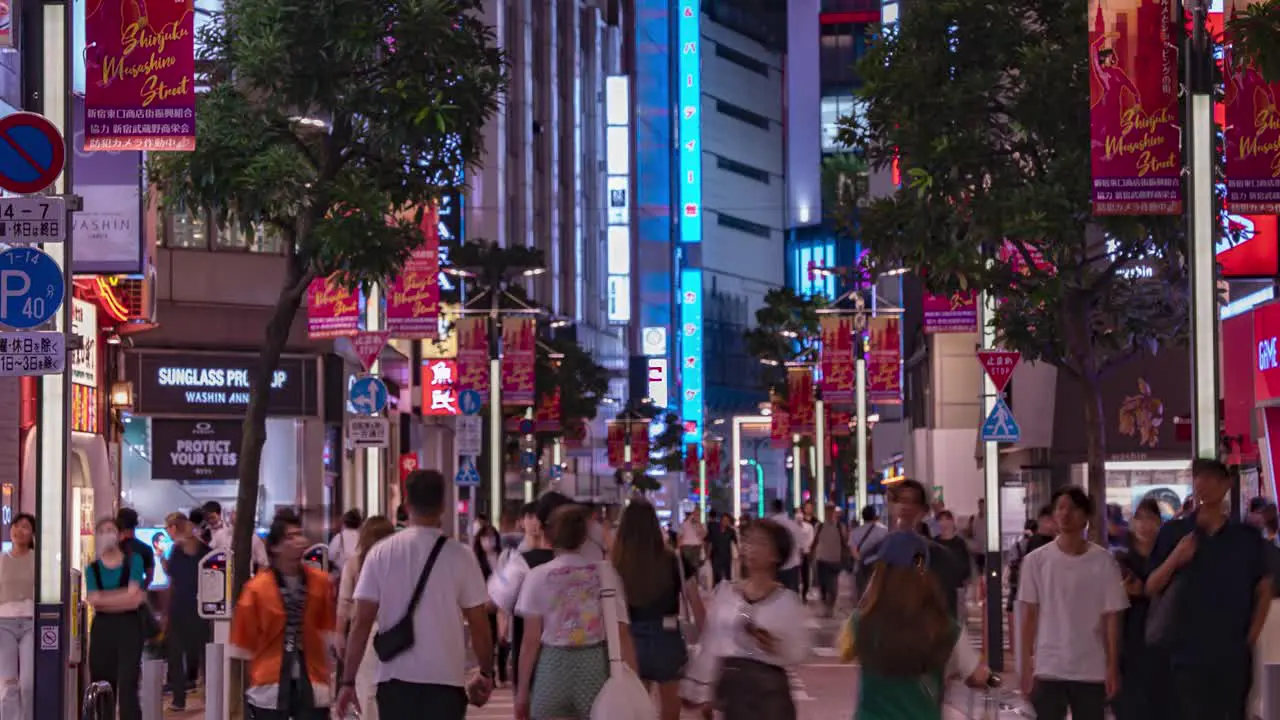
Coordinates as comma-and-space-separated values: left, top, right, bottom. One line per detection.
348, 375, 388, 416
0, 247, 64, 330
458, 389, 484, 416
518, 418, 535, 435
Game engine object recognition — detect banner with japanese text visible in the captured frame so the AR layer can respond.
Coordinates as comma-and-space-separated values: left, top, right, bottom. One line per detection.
386, 210, 441, 338
819, 316, 855, 405
629, 422, 650, 468
1089, 0, 1181, 215
535, 389, 562, 432
306, 276, 359, 339
705, 439, 722, 478
84, 0, 196, 151
501, 317, 536, 406
685, 443, 700, 478
770, 397, 791, 448
607, 421, 625, 468
922, 291, 978, 333
788, 366, 815, 435
828, 408, 852, 437
455, 316, 489, 395
1225, 0, 1280, 214
867, 317, 902, 404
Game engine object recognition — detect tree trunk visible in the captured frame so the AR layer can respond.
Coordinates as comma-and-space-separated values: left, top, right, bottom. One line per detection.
1080, 372, 1107, 544
231, 266, 310, 600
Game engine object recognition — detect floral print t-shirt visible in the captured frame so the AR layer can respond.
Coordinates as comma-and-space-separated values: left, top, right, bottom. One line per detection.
515, 552, 630, 647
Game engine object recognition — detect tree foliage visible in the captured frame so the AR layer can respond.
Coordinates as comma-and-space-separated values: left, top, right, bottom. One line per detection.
1229, 0, 1280, 83
148, 0, 506, 595
612, 402, 684, 494
839, 0, 1187, 536
743, 288, 828, 395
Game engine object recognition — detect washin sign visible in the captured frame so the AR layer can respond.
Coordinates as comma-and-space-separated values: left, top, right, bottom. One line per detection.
83, 0, 196, 151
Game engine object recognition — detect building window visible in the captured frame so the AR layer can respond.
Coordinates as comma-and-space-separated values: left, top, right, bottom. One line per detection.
821, 95, 864, 153
715, 99, 771, 130
714, 42, 770, 76
717, 212, 772, 238
716, 155, 771, 184
164, 203, 208, 249
214, 218, 288, 254
820, 24, 861, 85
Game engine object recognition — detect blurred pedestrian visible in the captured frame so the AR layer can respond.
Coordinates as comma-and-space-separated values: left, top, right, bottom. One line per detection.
162, 512, 211, 712
811, 504, 847, 616
86, 517, 147, 720
767, 500, 806, 594
335, 515, 395, 720
0, 513, 35, 720
1112, 499, 1167, 720
327, 509, 363, 571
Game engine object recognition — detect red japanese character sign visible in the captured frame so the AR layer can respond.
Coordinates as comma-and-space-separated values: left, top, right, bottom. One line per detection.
421, 359, 459, 416
977, 349, 1021, 393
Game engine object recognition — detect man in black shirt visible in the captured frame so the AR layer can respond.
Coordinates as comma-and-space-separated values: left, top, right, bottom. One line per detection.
708, 512, 737, 585
117, 507, 156, 589
871, 479, 967, 617
162, 512, 211, 711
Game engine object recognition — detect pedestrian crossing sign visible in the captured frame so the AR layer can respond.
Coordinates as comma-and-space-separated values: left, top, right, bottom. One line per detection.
981, 396, 1021, 443
455, 459, 482, 487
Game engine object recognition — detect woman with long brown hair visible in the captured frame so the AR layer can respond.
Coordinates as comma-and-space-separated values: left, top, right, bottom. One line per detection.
335, 515, 396, 720
841, 531, 992, 719
611, 501, 704, 720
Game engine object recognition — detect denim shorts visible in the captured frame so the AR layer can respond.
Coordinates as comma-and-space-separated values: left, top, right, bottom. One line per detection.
630, 618, 688, 683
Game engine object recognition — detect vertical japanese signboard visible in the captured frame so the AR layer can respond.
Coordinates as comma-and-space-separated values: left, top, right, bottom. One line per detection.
455, 317, 489, 395
83, 0, 197, 151
386, 209, 441, 338
867, 317, 902, 404
788, 366, 815, 435
1225, 0, 1280, 214
306, 277, 359, 340
629, 423, 650, 468
770, 396, 791, 448
606, 421, 626, 468
1088, 0, 1181, 214
535, 389, 562, 432
501, 317, 536, 406
421, 359, 459, 416
819, 316, 855, 405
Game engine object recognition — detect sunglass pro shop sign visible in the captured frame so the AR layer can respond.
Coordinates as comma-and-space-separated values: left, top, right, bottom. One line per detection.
125, 352, 319, 417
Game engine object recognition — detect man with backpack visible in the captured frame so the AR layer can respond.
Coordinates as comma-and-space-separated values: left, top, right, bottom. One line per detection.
848, 505, 888, 602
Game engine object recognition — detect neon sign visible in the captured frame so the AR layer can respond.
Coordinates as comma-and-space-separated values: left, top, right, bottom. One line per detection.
680, 268, 704, 442
678, 0, 702, 244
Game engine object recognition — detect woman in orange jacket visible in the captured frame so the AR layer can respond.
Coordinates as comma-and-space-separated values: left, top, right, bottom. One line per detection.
229, 510, 336, 720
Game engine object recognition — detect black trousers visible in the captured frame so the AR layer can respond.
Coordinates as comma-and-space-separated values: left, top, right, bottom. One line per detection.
1171, 657, 1252, 720
377, 680, 468, 720
712, 557, 732, 585
778, 566, 801, 594
799, 555, 812, 598
485, 612, 509, 683
815, 560, 841, 608
166, 614, 208, 708
1031, 679, 1106, 720
246, 706, 328, 720
88, 612, 144, 720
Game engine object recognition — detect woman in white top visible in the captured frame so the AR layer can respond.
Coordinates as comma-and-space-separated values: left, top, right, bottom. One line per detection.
335, 515, 396, 720
514, 505, 638, 720
0, 513, 35, 720
702, 518, 808, 720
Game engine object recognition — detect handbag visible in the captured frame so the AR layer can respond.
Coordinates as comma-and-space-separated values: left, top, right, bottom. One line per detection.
590, 562, 655, 720
680, 583, 728, 708
674, 550, 700, 645
372, 535, 446, 662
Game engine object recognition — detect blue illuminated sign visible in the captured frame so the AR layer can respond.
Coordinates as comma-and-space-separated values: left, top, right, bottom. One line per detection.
677, 0, 702, 244
679, 268, 704, 442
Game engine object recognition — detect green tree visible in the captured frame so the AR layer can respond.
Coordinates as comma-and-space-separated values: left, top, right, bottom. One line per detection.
149, 0, 505, 594
1230, 0, 1280, 82
840, 0, 1186, 538
743, 288, 827, 394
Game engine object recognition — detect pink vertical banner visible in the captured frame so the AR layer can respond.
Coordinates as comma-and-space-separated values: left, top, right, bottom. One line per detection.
1225, 0, 1280, 214
306, 276, 359, 340
867, 317, 902, 404
819, 316, 855, 406
770, 400, 791, 449
1088, 0, 1182, 215
83, 0, 196, 151
386, 209, 441, 339
788, 366, 815, 436
501, 316, 536, 406
455, 316, 490, 395
922, 291, 979, 333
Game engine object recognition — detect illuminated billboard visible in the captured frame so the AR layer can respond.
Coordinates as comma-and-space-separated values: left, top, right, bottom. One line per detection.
677, 0, 702, 244
680, 268, 704, 441
606, 75, 632, 324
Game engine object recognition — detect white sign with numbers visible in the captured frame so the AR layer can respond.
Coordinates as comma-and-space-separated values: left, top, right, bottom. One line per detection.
0, 332, 65, 376
0, 198, 65, 244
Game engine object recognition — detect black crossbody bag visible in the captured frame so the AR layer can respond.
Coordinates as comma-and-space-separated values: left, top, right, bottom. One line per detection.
372, 535, 447, 662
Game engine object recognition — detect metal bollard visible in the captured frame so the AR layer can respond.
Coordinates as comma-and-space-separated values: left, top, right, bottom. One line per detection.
81, 681, 114, 720
140, 658, 166, 720
205, 643, 225, 720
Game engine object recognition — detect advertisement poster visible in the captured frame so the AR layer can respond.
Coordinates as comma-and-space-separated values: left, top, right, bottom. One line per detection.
150, 419, 241, 481
922, 291, 978, 333
819, 316, 855, 405
828, 408, 852, 437
306, 276, 359, 340
770, 399, 791, 449
1225, 0, 1280, 214
1219, 214, 1279, 277
72, 97, 145, 274
83, 0, 197, 151
788, 366, 815, 435
455, 316, 490, 395
1088, 0, 1181, 214
629, 422, 650, 468
386, 210, 441, 339
607, 421, 626, 468
501, 317, 536, 406
867, 317, 902, 404
535, 388, 562, 432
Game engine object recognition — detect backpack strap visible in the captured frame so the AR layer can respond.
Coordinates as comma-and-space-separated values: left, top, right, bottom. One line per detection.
91, 561, 104, 592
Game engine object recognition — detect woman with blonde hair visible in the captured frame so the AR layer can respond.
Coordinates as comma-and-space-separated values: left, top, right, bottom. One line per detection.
841, 531, 994, 719
335, 515, 396, 720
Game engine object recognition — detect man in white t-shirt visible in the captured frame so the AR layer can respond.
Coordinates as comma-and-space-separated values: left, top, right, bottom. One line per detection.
336, 469, 494, 720
768, 499, 807, 594
1017, 486, 1128, 720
